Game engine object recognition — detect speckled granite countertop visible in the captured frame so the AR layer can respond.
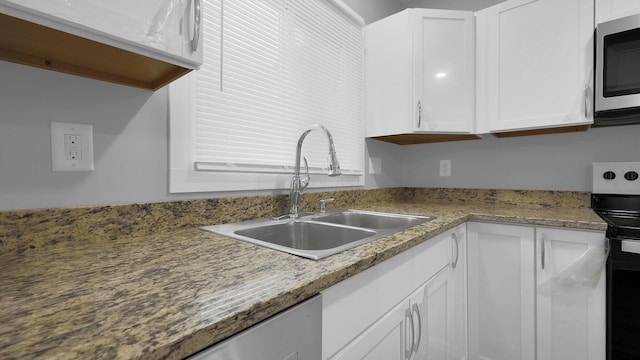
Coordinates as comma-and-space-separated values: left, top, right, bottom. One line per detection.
0, 189, 607, 359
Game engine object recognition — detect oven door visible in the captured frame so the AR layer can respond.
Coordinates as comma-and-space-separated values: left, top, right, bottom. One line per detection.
607, 237, 640, 360
595, 13, 640, 122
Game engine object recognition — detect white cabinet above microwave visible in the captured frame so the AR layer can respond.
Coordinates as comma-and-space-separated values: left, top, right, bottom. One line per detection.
596, 0, 640, 23
0, 0, 203, 90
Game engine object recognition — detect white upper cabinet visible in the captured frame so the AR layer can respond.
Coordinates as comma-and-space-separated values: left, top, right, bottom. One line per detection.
0, 0, 204, 90
476, 0, 594, 134
365, 9, 477, 144
596, 0, 640, 23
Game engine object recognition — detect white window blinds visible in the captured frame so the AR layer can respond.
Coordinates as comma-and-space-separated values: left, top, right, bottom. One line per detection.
193, 0, 364, 178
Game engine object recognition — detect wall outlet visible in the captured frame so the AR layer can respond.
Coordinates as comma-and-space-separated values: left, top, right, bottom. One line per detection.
440, 160, 451, 177
64, 134, 82, 160
51, 122, 94, 172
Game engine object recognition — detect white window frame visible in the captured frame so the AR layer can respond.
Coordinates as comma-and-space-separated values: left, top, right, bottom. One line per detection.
169, 0, 365, 194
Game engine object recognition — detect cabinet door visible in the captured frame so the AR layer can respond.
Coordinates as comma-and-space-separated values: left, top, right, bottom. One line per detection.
596, 0, 640, 23
413, 9, 475, 133
535, 227, 606, 360
330, 299, 411, 360
480, 0, 594, 133
364, 10, 413, 138
322, 247, 416, 359
467, 222, 536, 360
335, 263, 455, 360
324, 228, 455, 360
413, 224, 466, 360
451, 225, 468, 360
412, 266, 454, 360
364, 9, 474, 138
2, 0, 203, 66
188, 295, 322, 360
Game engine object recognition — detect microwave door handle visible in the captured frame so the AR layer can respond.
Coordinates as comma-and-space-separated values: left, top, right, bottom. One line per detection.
584, 85, 590, 119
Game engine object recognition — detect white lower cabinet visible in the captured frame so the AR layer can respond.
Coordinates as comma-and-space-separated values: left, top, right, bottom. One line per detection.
535, 227, 606, 360
322, 224, 467, 360
331, 266, 453, 360
467, 222, 536, 360
188, 295, 322, 360
467, 222, 606, 360
329, 294, 409, 360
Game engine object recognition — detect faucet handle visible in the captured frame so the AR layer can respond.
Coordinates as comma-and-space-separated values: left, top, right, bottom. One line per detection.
300, 157, 310, 190
319, 198, 335, 213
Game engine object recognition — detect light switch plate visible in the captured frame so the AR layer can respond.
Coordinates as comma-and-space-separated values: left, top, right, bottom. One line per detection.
51, 122, 94, 172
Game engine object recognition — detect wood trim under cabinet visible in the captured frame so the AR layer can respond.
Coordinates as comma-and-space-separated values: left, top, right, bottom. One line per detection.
0, 13, 191, 91
370, 133, 482, 145
491, 125, 590, 138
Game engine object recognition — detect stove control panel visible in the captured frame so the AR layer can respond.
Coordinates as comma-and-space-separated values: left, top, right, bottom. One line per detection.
593, 162, 640, 194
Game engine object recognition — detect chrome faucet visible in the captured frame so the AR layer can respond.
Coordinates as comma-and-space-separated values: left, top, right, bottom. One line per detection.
289, 125, 341, 218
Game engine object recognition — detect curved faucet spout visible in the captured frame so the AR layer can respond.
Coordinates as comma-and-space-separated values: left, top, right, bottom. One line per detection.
290, 124, 341, 218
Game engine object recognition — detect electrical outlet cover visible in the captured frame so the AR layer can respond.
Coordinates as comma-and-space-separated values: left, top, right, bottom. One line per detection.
51, 122, 94, 172
440, 160, 451, 177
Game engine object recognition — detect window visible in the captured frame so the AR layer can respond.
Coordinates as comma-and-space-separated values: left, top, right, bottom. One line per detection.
169, 0, 365, 193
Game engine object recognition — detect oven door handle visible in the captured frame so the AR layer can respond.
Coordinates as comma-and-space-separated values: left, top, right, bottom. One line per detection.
622, 240, 640, 255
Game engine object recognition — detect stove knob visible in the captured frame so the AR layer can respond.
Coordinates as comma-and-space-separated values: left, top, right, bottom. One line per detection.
624, 171, 639, 181
603, 171, 616, 180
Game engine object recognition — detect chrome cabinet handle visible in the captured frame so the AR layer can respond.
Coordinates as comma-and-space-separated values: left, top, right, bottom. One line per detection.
412, 303, 422, 354
584, 85, 591, 119
190, 0, 202, 52
541, 233, 547, 270
452, 233, 459, 269
417, 101, 422, 128
405, 308, 415, 360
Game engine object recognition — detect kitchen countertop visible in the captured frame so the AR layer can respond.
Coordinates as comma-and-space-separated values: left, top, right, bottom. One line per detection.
0, 193, 607, 359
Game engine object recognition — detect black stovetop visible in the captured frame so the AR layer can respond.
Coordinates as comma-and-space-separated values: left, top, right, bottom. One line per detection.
592, 194, 640, 239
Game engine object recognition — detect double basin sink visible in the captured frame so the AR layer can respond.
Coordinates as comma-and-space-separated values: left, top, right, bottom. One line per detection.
202, 209, 435, 260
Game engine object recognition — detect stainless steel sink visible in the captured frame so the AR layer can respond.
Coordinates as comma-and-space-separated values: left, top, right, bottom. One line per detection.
313, 209, 425, 229
201, 209, 434, 260
236, 221, 376, 250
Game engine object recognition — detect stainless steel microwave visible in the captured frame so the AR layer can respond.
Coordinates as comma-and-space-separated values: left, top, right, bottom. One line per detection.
594, 13, 640, 127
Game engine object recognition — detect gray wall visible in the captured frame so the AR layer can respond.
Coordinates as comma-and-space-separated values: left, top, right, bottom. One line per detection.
0, 0, 407, 211
343, 0, 405, 24
403, 0, 503, 11
399, 126, 640, 191
0, 62, 183, 210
